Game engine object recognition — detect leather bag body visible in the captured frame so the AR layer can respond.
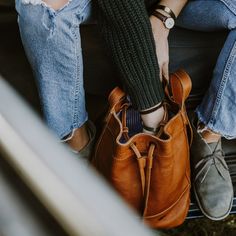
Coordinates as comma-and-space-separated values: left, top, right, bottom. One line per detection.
93, 70, 192, 229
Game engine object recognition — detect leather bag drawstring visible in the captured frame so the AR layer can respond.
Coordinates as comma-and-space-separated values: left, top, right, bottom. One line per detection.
130, 142, 156, 215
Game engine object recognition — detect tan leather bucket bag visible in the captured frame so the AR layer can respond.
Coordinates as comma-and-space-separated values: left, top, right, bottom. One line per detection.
93, 69, 192, 229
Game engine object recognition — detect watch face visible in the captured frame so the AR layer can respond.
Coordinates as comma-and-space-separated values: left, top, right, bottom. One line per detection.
165, 18, 175, 29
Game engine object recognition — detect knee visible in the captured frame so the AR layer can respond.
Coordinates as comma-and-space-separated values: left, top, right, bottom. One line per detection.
21, 0, 70, 10
42, 0, 70, 10
217, 7, 236, 30
222, 16, 236, 31
228, 15, 236, 30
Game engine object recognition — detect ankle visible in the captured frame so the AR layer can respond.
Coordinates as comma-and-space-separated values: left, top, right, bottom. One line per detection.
67, 124, 90, 152
197, 123, 221, 143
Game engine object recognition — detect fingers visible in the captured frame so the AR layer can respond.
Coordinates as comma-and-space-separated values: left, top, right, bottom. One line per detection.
161, 41, 169, 81
158, 57, 169, 82
159, 68, 163, 82
156, 39, 169, 82
158, 62, 169, 83
162, 61, 169, 81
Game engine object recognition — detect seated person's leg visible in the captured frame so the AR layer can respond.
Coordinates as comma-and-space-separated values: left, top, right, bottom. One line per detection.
15, 0, 95, 157
41, 0, 70, 10
177, 0, 236, 220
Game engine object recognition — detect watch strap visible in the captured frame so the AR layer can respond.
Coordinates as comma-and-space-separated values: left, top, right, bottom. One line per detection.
155, 5, 176, 20
152, 11, 168, 23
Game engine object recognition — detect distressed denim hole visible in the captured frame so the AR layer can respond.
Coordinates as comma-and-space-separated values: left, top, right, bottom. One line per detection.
42, 0, 71, 11
22, 0, 72, 11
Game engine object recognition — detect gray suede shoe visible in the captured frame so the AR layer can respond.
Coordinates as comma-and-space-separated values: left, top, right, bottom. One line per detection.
79, 120, 96, 161
190, 113, 233, 220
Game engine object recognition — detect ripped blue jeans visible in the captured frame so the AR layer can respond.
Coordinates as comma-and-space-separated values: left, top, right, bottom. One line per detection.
15, 0, 92, 140
16, 0, 236, 140
177, 0, 236, 139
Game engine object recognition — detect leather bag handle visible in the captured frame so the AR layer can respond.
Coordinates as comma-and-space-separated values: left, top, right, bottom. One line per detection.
169, 69, 192, 110
108, 70, 191, 109
107, 70, 193, 143
142, 71, 192, 215
108, 87, 126, 108
169, 69, 193, 145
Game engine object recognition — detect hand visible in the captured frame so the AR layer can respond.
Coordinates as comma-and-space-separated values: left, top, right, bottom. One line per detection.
150, 15, 170, 81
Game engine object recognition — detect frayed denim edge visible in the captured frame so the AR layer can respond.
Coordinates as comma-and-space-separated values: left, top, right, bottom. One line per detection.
21, 0, 73, 12
196, 109, 236, 140
60, 116, 88, 142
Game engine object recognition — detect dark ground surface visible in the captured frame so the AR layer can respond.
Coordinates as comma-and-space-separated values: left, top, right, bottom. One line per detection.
163, 216, 236, 236
0, 8, 41, 113
1, 8, 236, 236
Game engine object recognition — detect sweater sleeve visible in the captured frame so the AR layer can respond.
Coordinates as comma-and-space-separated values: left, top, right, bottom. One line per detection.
96, 0, 164, 111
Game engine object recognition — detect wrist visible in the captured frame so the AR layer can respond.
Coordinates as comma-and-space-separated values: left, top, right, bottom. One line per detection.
154, 5, 176, 20
150, 15, 170, 34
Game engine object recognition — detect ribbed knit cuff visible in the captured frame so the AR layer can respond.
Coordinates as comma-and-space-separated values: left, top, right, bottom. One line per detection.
97, 0, 164, 111
126, 75, 164, 111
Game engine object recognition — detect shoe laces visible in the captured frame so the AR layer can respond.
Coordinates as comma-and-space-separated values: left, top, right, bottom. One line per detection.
194, 148, 229, 184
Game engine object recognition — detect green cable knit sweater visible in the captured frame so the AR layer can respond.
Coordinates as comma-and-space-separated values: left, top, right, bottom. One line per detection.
97, 0, 164, 111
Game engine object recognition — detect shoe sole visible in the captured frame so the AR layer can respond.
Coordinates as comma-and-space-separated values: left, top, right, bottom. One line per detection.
193, 185, 233, 221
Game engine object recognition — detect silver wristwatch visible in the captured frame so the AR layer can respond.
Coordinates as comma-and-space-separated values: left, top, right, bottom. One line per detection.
152, 10, 175, 29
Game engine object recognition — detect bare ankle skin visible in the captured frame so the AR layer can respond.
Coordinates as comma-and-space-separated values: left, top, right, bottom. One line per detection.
198, 123, 221, 143
66, 124, 89, 152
